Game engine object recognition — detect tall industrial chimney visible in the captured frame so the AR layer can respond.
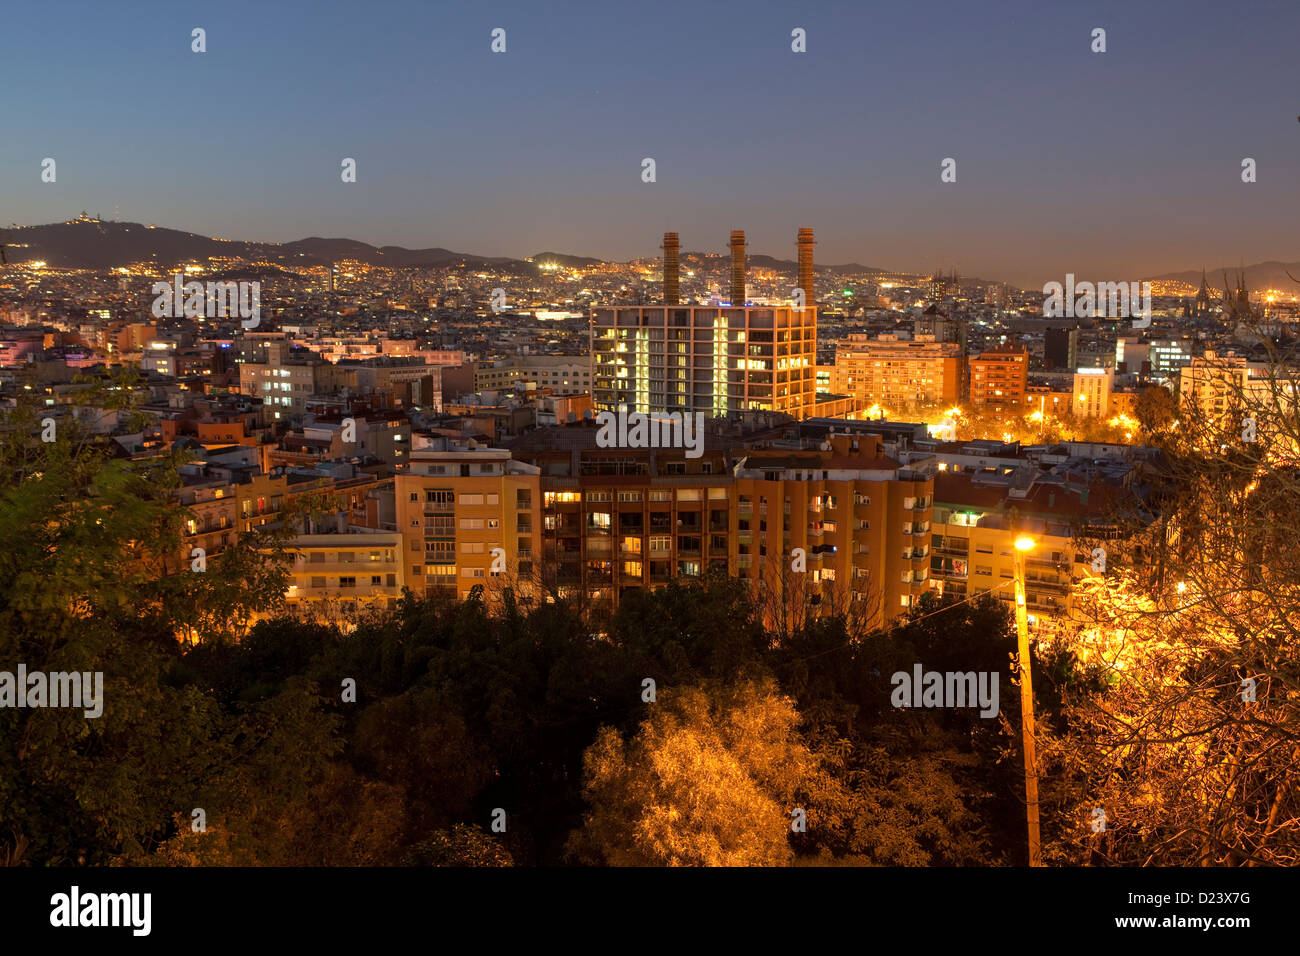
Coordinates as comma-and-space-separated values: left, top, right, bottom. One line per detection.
729, 230, 746, 306
662, 232, 680, 305
797, 227, 816, 307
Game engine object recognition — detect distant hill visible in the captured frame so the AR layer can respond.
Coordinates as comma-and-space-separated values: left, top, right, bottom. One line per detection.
678, 251, 885, 275
1149, 261, 1300, 294
23, 218, 1288, 294
3, 219, 527, 273
287, 239, 520, 269
2, 219, 899, 278
4, 220, 278, 271
529, 252, 604, 268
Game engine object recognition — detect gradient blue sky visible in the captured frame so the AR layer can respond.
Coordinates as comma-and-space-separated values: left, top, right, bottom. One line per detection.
3, 0, 1296, 286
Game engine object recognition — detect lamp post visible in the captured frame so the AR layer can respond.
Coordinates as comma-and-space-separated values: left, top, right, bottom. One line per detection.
1013, 533, 1043, 866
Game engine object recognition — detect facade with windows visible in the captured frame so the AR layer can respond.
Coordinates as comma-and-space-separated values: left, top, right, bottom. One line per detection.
832, 333, 965, 410
591, 306, 817, 418
731, 434, 935, 627
395, 445, 542, 601
507, 428, 932, 630
282, 532, 405, 618
969, 344, 1028, 408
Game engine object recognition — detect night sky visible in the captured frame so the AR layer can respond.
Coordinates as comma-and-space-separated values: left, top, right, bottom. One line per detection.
4, 0, 1297, 286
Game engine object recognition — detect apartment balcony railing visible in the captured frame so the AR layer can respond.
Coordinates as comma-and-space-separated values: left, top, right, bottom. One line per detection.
1027, 579, 1070, 595
931, 566, 967, 580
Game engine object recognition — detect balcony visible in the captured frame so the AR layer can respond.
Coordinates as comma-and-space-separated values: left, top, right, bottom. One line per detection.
1027, 579, 1070, 595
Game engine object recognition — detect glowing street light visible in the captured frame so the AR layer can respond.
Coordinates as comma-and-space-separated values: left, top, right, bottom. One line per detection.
1011, 529, 1042, 866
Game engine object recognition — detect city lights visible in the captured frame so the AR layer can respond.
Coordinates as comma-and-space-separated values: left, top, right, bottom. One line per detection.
3, 1, 1298, 915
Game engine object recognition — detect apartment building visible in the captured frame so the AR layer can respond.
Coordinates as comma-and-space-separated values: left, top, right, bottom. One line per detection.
518, 432, 734, 608
395, 443, 542, 601
1073, 368, 1113, 419
930, 501, 1075, 633
282, 532, 405, 618
269, 415, 411, 471
832, 333, 965, 410
176, 480, 237, 565
0, 327, 49, 366
339, 356, 443, 411
1116, 336, 1193, 378
474, 354, 591, 395
927, 450, 1135, 635
507, 423, 933, 629
591, 305, 817, 418
235, 469, 394, 536
1178, 350, 1292, 418
732, 433, 935, 624
237, 339, 355, 422
969, 344, 1028, 408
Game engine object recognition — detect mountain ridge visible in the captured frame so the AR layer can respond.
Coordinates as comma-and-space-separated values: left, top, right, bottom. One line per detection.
2, 219, 889, 277
9, 219, 1297, 293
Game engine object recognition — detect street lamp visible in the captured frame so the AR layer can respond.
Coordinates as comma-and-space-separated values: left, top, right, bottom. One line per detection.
1012, 533, 1043, 866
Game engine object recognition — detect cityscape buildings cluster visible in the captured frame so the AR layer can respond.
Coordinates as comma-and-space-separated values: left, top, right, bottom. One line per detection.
1, 218, 1296, 641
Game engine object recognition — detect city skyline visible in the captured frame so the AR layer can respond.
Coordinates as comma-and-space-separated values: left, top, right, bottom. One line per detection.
4, 0, 1300, 911
7, 213, 1300, 297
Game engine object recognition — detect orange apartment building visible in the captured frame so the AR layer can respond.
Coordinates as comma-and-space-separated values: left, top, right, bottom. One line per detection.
176, 481, 238, 567
395, 444, 542, 601
969, 344, 1028, 408
832, 333, 965, 411
175, 467, 393, 569
732, 434, 935, 624
505, 425, 935, 629
281, 532, 405, 620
